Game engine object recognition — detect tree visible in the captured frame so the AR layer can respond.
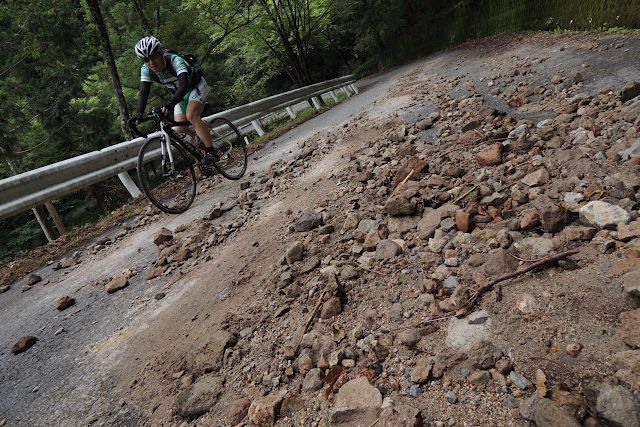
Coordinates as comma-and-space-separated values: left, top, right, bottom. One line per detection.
251, 0, 337, 87
85, 0, 132, 138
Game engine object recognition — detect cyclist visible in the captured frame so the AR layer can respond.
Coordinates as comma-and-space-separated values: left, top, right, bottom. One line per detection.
131, 36, 217, 163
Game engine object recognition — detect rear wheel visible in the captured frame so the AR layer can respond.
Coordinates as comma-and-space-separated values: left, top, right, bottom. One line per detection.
209, 118, 248, 180
137, 137, 197, 214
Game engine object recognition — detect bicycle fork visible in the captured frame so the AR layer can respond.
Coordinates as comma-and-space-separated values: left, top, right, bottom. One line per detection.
160, 124, 176, 177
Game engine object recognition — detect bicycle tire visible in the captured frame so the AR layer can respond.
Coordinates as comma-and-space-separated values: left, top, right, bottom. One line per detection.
137, 137, 197, 214
209, 117, 248, 180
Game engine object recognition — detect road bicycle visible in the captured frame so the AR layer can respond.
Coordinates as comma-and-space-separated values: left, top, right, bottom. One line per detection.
129, 109, 248, 214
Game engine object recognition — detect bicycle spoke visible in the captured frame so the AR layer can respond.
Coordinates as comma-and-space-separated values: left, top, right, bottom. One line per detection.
137, 137, 197, 214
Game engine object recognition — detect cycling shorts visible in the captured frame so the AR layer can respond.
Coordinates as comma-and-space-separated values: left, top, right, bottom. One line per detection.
174, 78, 210, 116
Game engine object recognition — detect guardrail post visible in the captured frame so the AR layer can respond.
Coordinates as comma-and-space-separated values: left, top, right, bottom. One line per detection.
252, 119, 266, 136
311, 96, 323, 110
44, 201, 66, 234
330, 90, 340, 103
117, 172, 142, 198
32, 206, 55, 243
350, 83, 359, 94
286, 106, 296, 119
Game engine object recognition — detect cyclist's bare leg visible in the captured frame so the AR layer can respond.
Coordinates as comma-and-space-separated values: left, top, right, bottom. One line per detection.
173, 114, 195, 139
186, 100, 213, 149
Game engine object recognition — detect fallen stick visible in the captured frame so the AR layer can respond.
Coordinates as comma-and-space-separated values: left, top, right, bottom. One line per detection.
391, 315, 454, 332
400, 169, 415, 186
454, 185, 478, 203
468, 249, 579, 306
294, 289, 328, 355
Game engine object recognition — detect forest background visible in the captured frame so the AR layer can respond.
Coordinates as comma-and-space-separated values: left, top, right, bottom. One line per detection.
1, 0, 639, 260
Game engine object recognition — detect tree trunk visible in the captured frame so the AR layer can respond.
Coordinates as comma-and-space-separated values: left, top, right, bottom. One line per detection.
85, 0, 132, 139
131, 0, 152, 34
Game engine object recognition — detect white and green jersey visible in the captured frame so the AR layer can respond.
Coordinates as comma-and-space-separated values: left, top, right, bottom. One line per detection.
140, 54, 191, 92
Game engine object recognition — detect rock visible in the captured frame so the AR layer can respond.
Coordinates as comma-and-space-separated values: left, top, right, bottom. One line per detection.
387, 216, 419, 235
619, 309, 640, 348
520, 209, 539, 229
535, 398, 580, 427
286, 241, 304, 264
320, 297, 342, 319
248, 389, 288, 427
446, 311, 492, 351
468, 370, 491, 385
26, 274, 42, 286
618, 221, 640, 242
623, 271, 640, 298
105, 275, 129, 294
515, 293, 539, 315
331, 377, 382, 424
410, 359, 433, 384
0, 285, 10, 293
467, 254, 485, 267
619, 140, 640, 161
483, 248, 518, 277
302, 368, 324, 392
596, 384, 640, 427
509, 371, 531, 390
227, 398, 251, 425
462, 119, 481, 132
476, 144, 502, 166
298, 353, 314, 372
153, 227, 173, 245
562, 225, 597, 241
395, 328, 423, 348
514, 237, 553, 258
339, 266, 358, 282
295, 210, 323, 232
612, 350, 640, 390
417, 208, 443, 239
193, 331, 237, 374
445, 391, 458, 404
579, 201, 631, 229
408, 384, 421, 397
378, 405, 423, 427
279, 393, 305, 418
620, 81, 640, 102
533, 196, 566, 233
509, 124, 529, 140
455, 211, 473, 233
520, 394, 538, 421
176, 374, 223, 418
299, 256, 320, 274
441, 165, 465, 177
341, 212, 360, 233
54, 296, 75, 311
375, 240, 403, 260
566, 342, 584, 357
522, 169, 549, 187
11, 336, 37, 354
384, 195, 416, 216
623, 98, 640, 122
495, 357, 513, 374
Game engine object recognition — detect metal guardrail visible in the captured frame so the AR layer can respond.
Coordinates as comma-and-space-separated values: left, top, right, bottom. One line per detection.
0, 76, 356, 220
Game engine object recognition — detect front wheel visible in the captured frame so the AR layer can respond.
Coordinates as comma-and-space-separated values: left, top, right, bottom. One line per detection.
137, 137, 197, 214
209, 118, 248, 180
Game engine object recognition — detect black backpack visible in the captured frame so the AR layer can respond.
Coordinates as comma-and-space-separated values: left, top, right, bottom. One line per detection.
150, 49, 203, 89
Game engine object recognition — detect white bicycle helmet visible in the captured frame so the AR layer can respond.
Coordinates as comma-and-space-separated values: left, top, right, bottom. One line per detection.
134, 36, 161, 59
